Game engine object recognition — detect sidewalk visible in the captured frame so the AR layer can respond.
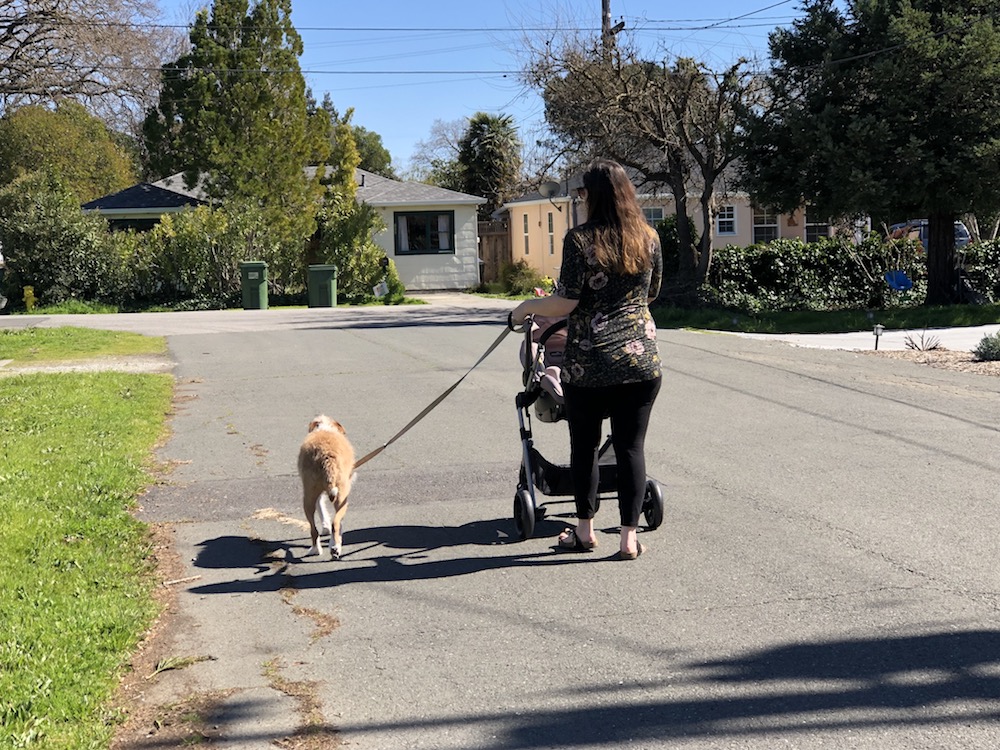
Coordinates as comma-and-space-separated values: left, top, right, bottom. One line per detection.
732, 322, 1000, 352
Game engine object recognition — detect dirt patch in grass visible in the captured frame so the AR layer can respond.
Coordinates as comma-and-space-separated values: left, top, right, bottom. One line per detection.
108, 523, 221, 748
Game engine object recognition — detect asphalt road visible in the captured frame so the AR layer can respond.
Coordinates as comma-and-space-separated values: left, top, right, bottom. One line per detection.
7, 296, 1000, 748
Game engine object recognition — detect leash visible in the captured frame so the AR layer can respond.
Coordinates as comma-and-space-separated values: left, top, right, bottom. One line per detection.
353, 321, 516, 469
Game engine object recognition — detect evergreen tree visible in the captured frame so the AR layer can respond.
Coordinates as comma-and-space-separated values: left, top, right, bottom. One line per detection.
318, 94, 361, 195
142, 0, 329, 247
741, 0, 1000, 305
353, 125, 396, 179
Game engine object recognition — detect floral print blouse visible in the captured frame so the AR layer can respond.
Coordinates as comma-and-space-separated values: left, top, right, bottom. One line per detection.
556, 223, 663, 387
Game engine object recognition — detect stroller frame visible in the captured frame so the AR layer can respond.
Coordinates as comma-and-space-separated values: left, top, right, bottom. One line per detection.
511, 316, 664, 540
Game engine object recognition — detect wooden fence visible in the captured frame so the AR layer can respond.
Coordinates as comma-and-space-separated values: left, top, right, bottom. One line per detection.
478, 220, 510, 284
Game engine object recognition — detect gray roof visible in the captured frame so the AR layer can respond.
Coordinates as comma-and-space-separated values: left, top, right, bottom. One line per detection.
354, 168, 485, 207
506, 174, 584, 206
83, 168, 484, 214
82, 182, 206, 211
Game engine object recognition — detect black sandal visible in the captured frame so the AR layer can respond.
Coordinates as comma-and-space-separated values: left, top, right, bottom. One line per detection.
556, 527, 597, 551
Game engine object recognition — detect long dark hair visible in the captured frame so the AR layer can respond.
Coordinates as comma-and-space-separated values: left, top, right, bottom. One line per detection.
582, 159, 656, 274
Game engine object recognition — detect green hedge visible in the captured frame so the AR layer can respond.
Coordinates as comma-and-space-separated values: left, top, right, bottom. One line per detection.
702, 234, 928, 313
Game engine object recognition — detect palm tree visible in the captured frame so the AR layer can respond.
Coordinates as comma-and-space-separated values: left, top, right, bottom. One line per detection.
457, 113, 522, 218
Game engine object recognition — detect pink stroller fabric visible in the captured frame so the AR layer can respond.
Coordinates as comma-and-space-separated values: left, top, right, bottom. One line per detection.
520, 315, 567, 407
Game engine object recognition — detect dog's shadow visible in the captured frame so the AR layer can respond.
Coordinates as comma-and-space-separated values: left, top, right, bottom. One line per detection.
187, 515, 587, 595
192, 535, 276, 573
317, 516, 570, 559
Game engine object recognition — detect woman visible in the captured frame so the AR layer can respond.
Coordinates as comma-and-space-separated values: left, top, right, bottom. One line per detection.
511, 159, 662, 560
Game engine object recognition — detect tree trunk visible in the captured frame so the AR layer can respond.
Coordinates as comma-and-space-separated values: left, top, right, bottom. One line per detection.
925, 212, 958, 305
696, 186, 714, 283
667, 185, 700, 307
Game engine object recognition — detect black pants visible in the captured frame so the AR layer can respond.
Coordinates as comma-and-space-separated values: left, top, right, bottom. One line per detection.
563, 376, 662, 527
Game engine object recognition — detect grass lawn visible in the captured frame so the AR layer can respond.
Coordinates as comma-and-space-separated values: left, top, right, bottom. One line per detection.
0, 327, 166, 364
0, 329, 173, 748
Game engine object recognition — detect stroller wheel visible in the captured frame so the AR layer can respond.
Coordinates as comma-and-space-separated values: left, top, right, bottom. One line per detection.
514, 488, 536, 541
642, 479, 664, 530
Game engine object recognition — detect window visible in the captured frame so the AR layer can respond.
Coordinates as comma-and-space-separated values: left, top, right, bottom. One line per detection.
547, 212, 555, 255
643, 207, 664, 225
753, 207, 778, 244
394, 211, 454, 255
716, 205, 736, 234
522, 214, 530, 255
805, 207, 829, 243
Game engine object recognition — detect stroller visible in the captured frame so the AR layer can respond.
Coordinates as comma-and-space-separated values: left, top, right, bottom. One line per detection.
510, 314, 665, 540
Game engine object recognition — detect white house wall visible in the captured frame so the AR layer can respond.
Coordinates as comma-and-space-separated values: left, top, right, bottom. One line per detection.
372, 204, 481, 291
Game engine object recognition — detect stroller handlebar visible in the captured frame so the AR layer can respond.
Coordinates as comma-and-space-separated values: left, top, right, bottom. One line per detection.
507, 311, 528, 333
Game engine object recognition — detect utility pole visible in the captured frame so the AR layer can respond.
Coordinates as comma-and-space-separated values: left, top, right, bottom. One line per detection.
601, 0, 624, 54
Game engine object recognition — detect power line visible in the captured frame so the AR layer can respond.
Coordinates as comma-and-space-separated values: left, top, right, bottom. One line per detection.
32, 18, 796, 33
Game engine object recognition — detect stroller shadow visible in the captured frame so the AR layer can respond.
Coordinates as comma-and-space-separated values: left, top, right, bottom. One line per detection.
187, 516, 589, 596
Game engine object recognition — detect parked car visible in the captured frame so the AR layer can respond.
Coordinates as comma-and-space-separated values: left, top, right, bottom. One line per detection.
887, 219, 971, 249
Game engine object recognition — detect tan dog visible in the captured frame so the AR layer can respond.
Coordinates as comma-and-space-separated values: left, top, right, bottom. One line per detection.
297, 415, 356, 559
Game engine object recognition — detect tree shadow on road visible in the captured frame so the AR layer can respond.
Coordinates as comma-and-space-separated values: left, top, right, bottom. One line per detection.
333, 629, 1000, 747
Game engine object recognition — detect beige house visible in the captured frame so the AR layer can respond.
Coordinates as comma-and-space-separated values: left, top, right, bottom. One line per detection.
503, 190, 578, 280
504, 182, 843, 279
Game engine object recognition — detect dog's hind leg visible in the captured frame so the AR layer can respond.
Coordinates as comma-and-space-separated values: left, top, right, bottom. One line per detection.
330, 495, 348, 560
316, 490, 335, 556
302, 483, 325, 557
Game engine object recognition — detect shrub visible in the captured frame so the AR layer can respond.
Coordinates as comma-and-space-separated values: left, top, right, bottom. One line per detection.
380, 258, 407, 304
0, 170, 129, 308
960, 240, 1000, 303
972, 331, 1000, 361
501, 259, 547, 296
316, 192, 390, 304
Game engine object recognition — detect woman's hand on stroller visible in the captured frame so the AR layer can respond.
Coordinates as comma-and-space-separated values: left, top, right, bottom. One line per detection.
508, 309, 530, 332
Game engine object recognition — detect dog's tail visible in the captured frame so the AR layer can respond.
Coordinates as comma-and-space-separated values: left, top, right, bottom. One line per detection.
314, 488, 338, 534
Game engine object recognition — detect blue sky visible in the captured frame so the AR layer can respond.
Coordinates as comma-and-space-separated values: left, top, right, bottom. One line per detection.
159, 1, 804, 172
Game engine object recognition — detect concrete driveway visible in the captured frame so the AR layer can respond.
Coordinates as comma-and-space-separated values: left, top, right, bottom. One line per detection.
5, 295, 1000, 748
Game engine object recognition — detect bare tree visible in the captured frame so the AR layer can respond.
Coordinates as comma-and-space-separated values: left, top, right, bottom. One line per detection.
0, 0, 181, 135
525, 29, 762, 302
403, 118, 466, 183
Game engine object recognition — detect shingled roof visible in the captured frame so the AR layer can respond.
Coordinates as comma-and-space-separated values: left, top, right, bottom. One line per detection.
82, 182, 206, 211
83, 168, 484, 218
354, 168, 485, 207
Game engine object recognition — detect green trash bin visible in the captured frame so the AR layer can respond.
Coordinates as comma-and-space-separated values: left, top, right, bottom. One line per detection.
239, 261, 268, 310
307, 264, 337, 308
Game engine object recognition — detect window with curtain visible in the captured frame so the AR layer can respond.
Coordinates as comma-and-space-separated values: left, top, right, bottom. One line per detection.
523, 213, 530, 255
547, 212, 554, 255
394, 211, 455, 254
